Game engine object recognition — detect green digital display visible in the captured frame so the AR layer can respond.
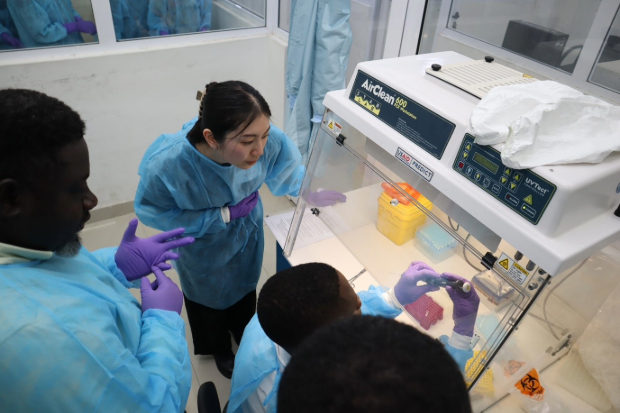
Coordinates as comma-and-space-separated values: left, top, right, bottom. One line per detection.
473, 152, 499, 174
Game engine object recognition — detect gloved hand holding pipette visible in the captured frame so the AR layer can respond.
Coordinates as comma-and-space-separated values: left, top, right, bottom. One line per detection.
393, 261, 442, 305
419, 273, 472, 293
443, 272, 480, 337
439, 272, 480, 372
393, 261, 480, 372
356, 260, 480, 373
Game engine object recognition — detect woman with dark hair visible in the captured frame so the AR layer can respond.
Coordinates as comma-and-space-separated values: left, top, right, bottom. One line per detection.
133, 80, 342, 379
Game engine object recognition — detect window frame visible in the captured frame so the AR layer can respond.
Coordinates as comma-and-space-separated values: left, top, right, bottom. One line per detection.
400, 0, 620, 103
0, 0, 277, 65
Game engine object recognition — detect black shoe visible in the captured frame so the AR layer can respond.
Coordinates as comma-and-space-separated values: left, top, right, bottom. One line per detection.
214, 350, 235, 379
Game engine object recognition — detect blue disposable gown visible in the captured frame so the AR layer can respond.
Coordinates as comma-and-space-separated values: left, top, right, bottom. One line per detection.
0, 1, 19, 50
110, 0, 149, 40
135, 119, 304, 309
285, 0, 352, 162
147, 0, 212, 35
227, 287, 400, 413
6, 0, 85, 48
0, 247, 192, 412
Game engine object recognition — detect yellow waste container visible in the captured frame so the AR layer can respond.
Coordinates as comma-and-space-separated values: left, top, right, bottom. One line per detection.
376, 182, 433, 246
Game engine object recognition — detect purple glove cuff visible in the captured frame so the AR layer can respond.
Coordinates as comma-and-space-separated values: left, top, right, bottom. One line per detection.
63, 22, 77, 33
453, 315, 476, 337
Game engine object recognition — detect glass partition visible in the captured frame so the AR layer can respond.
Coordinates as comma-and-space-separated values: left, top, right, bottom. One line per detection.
283, 109, 620, 411
445, 0, 602, 73
110, 0, 265, 41
1, 0, 97, 51
590, 7, 620, 93
278, 0, 289, 31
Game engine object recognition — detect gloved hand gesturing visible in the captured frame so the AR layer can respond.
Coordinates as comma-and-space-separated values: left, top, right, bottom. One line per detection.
0, 33, 23, 48
393, 261, 442, 306
140, 267, 183, 314
63, 19, 97, 35
229, 191, 260, 220
115, 218, 195, 281
305, 189, 347, 207
442, 272, 480, 337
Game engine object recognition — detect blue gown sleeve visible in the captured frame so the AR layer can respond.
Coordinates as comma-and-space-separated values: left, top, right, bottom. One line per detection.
310, 0, 352, 120
264, 125, 305, 197
147, 0, 168, 35
199, 0, 212, 30
135, 179, 227, 239
91, 247, 141, 289
0, 22, 9, 36
133, 309, 193, 411
228, 315, 279, 413
1, 283, 192, 412
359, 285, 403, 318
439, 335, 474, 373
8, 0, 69, 44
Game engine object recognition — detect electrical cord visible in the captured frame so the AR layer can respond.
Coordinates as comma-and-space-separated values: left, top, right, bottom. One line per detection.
541, 258, 588, 339
447, 216, 482, 272
464, 233, 484, 272
448, 216, 460, 231
527, 313, 564, 331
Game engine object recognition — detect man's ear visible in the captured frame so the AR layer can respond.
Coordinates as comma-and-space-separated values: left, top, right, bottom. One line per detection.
0, 179, 24, 218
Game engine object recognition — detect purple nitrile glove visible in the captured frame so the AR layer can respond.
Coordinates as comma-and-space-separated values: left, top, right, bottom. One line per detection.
159, 30, 170, 35
229, 191, 260, 220
64, 20, 97, 35
200, 27, 209, 31
442, 272, 480, 337
393, 261, 441, 305
305, 190, 347, 207
115, 218, 195, 281
140, 267, 183, 314
1, 33, 24, 48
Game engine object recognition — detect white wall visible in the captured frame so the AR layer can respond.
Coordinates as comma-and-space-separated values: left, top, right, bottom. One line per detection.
0, 35, 286, 209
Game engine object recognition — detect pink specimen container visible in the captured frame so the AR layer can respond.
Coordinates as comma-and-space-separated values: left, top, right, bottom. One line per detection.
405, 294, 444, 330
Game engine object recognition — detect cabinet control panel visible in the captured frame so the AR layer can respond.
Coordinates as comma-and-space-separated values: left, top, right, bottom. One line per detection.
452, 134, 556, 225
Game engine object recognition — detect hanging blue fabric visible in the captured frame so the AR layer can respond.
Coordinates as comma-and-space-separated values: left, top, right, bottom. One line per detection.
285, 0, 353, 164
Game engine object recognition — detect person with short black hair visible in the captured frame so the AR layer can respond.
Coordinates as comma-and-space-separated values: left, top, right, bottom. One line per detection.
228, 261, 480, 413
256, 262, 363, 353
278, 315, 473, 413
227, 261, 451, 413
0, 89, 194, 412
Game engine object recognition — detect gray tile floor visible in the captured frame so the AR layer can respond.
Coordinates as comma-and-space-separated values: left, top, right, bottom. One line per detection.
80, 185, 295, 412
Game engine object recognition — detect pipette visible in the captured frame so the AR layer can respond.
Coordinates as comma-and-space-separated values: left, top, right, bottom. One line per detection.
419, 276, 472, 293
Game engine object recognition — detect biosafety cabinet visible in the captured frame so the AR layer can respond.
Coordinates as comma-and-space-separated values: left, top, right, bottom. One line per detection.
282, 52, 620, 412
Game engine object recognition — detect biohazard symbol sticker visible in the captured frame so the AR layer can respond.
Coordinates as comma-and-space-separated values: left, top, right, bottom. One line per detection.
499, 258, 510, 270
515, 369, 545, 399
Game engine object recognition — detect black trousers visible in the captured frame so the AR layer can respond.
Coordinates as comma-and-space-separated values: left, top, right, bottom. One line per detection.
184, 290, 257, 356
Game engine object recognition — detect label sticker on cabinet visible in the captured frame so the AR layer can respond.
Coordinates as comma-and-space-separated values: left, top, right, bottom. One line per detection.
349, 71, 455, 159
325, 117, 342, 137
497, 253, 529, 285
395, 147, 434, 182
327, 119, 342, 135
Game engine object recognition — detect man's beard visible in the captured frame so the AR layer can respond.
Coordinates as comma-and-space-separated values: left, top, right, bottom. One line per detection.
56, 234, 82, 257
